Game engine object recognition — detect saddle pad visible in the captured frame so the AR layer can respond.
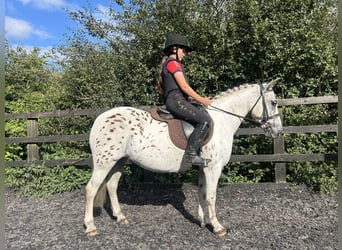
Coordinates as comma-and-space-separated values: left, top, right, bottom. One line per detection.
150, 107, 213, 150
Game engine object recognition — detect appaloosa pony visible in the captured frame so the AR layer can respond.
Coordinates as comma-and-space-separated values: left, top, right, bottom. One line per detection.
84, 79, 283, 237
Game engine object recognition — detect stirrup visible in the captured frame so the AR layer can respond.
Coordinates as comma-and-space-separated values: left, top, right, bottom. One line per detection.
190, 155, 208, 167
180, 153, 210, 171
189, 154, 211, 167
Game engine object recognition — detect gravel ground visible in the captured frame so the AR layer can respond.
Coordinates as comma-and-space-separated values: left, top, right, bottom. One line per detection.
5, 183, 337, 249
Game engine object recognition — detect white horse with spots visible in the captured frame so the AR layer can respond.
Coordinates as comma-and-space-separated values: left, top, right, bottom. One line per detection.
84, 79, 283, 237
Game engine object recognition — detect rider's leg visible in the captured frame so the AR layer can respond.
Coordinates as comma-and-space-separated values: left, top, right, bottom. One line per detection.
166, 92, 212, 167
183, 121, 210, 167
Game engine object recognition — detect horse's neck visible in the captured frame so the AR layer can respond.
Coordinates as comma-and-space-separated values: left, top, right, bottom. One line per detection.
210, 84, 260, 129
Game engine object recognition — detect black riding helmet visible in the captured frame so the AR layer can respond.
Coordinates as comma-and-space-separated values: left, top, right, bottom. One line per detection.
163, 33, 193, 54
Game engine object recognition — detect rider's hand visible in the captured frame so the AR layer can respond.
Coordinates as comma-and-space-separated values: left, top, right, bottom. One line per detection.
201, 97, 211, 106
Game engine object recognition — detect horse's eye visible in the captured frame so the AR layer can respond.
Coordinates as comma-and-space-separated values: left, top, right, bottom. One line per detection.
271, 100, 277, 105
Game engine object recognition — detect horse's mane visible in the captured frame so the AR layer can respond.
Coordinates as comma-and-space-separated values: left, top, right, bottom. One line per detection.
212, 83, 256, 100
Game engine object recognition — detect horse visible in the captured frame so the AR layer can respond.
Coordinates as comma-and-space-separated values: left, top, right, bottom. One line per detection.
84, 79, 283, 237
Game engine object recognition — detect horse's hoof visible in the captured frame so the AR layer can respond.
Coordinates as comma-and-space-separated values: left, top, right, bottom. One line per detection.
86, 230, 99, 237
120, 218, 129, 225
215, 228, 228, 237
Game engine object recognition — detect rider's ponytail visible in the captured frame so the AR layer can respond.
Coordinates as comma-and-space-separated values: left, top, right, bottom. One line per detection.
157, 55, 168, 95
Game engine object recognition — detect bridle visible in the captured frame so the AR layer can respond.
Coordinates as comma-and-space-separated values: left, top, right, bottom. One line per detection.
209, 84, 280, 129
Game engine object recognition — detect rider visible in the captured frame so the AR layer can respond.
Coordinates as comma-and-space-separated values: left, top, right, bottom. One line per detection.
157, 33, 213, 167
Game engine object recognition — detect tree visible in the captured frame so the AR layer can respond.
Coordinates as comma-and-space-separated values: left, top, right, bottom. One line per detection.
5, 45, 61, 112
5, 44, 63, 160
58, 37, 124, 109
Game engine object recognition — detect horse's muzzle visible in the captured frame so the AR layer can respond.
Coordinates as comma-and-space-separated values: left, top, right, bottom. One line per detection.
261, 123, 283, 138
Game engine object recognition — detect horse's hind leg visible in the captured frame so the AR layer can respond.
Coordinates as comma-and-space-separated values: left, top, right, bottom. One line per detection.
84, 165, 113, 236
106, 158, 129, 224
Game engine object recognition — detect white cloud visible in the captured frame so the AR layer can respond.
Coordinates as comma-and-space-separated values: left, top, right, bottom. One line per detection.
97, 4, 110, 14
95, 4, 120, 28
5, 16, 53, 40
5, 17, 32, 39
95, 4, 111, 23
32, 29, 53, 39
18, 0, 69, 10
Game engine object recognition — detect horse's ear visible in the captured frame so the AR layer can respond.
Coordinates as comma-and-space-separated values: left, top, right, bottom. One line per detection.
266, 78, 281, 90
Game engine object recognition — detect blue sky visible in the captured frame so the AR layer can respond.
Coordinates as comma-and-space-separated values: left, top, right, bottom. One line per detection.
5, 0, 118, 52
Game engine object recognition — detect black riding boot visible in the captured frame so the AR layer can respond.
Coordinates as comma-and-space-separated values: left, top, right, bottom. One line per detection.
181, 122, 210, 168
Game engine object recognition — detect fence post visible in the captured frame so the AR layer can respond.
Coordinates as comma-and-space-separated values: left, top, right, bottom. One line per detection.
274, 109, 286, 183
27, 118, 39, 162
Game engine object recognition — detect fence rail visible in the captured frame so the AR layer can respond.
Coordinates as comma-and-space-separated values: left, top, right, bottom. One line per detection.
5, 96, 338, 183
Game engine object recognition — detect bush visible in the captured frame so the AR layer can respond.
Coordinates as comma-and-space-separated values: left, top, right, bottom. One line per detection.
5, 164, 92, 198
287, 162, 337, 195
285, 132, 337, 194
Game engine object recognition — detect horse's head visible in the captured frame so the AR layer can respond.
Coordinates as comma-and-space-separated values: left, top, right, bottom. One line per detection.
251, 78, 283, 138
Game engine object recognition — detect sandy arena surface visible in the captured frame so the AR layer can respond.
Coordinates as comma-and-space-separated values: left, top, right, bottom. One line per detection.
5, 183, 337, 249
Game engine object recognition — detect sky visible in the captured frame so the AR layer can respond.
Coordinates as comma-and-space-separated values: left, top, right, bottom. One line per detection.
5, 0, 117, 52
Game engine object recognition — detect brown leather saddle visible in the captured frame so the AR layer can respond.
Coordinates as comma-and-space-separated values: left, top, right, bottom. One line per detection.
150, 106, 213, 150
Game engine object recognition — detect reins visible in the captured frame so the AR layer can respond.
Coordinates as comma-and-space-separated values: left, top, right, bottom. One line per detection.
208, 103, 263, 125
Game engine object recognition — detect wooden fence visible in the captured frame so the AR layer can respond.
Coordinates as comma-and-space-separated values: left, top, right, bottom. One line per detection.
5, 96, 338, 183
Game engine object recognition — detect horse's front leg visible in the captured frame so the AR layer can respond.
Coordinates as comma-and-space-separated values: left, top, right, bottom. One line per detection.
201, 166, 228, 237
198, 169, 206, 228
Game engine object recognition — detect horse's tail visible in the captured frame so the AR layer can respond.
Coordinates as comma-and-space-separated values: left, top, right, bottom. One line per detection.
94, 181, 107, 208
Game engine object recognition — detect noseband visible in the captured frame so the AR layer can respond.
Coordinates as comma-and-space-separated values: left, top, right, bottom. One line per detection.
209, 84, 280, 128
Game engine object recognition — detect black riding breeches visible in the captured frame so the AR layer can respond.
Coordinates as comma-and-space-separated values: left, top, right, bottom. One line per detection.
165, 91, 212, 127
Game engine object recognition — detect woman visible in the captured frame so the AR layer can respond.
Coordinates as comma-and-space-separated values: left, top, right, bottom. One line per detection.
157, 33, 213, 167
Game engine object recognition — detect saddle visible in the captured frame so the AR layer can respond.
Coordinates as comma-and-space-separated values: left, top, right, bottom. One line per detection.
150, 106, 213, 150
